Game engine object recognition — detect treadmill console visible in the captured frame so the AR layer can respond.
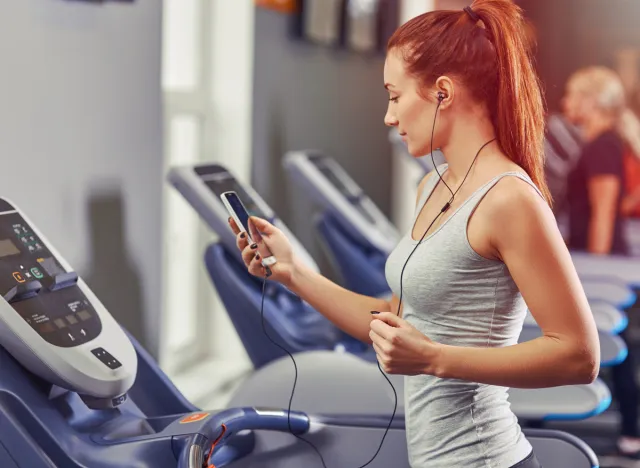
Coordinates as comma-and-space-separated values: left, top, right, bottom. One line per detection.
307, 153, 377, 225
283, 151, 401, 254
194, 165, 271, 220
0, 199, 136, 408
0, 210, 101, 348
168, 163, 320, 273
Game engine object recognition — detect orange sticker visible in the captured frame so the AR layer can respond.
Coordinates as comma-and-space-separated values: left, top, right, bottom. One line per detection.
255, 0, 298, 14
180, 412, 210, 424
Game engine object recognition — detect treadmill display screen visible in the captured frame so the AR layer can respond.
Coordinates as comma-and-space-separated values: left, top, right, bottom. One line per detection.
202, 174, 269, 219
317, 166, 355, 198
311, 159, 377, 224
0, 212, 101, 348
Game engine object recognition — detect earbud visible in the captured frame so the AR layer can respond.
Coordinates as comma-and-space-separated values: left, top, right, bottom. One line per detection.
437, 91, 446, 102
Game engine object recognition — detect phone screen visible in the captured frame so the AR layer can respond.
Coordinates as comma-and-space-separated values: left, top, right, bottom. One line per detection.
224, 192, 251, 232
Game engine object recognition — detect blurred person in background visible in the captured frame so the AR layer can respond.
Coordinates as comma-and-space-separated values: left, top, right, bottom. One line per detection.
562, 65, 640, 459
562, 66, 632, 255
620, 105, 640, 218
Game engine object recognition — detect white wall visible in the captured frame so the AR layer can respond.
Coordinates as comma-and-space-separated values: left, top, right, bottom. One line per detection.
0, 0, 163, 356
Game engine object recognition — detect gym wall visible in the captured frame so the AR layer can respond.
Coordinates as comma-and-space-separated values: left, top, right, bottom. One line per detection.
251, 7, 392, 278
0, 0, 163, 357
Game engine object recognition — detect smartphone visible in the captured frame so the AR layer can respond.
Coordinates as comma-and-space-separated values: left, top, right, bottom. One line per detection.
221, 191, 254, 242
221, 191, 277, 269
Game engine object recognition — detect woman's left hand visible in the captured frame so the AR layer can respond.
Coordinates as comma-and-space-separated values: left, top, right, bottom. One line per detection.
369, 312, 441, 376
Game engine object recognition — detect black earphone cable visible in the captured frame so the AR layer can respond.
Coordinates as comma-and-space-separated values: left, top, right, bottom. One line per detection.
259, 275, 329, 468
254, 93, 496, 468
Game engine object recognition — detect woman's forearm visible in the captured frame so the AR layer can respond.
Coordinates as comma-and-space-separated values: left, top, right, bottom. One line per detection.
285, 260, 391, 343
434, 336, 599, 388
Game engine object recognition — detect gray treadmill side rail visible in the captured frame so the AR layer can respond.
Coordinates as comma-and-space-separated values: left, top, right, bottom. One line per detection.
571, 252, 640, 287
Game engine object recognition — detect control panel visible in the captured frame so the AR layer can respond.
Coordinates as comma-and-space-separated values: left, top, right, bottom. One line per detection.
308, 153, 377, 224
197, 166, 270, 221
0, 211, 102, 348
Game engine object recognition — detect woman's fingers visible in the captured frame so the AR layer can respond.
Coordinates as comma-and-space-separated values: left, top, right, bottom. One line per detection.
249, 251, 267, 277
236, 230, 250, 252
241, 241, 259, 266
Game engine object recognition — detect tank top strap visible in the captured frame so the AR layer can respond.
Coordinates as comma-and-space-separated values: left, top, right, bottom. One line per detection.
456, 170, 544, 225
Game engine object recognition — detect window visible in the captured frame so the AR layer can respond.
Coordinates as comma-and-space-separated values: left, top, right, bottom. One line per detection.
160, 0, 212, 379
160, 0, 255, 407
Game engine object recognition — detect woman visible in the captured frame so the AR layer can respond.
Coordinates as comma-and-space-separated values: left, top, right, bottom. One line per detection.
563, 67, 633, 255
231, 1, 599, 466
562, 67, 640, 459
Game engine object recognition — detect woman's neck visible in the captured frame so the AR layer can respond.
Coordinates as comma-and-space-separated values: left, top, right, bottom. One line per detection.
440, 116, 498, 186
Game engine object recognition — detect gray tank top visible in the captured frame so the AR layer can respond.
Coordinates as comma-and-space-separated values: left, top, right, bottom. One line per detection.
385, 165, 540, 468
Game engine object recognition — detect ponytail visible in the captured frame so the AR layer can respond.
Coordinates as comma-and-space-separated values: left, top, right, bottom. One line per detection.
388, 0, 551, 205
471, 0, 551, 204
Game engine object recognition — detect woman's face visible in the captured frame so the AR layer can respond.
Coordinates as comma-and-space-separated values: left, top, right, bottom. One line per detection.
383, 50, 442, 157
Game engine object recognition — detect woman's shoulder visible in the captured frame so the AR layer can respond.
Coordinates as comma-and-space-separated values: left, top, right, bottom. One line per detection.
477, 167, 549, 224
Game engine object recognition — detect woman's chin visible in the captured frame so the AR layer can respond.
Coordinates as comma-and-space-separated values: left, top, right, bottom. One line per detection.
406, 143, 428, 158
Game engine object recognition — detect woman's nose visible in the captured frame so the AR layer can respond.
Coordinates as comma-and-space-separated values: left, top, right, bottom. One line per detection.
384, 111, 398, 127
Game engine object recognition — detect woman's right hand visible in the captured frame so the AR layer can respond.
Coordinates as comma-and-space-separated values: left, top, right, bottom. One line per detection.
229, 216, 297, 285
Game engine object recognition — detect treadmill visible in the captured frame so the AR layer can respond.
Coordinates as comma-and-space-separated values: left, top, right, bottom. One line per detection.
168, 164, 373, 368
169, 163, 612, 423
0, 197, 427, 468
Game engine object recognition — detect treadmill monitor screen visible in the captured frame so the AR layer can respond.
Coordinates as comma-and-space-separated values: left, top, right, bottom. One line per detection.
309, 157, 378, 224
202, 173, 269, 219
0, 212, 102, 347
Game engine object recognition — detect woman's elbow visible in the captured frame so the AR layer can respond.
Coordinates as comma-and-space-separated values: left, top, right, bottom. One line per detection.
578, 356, 600, 384
573, 346, 600, 384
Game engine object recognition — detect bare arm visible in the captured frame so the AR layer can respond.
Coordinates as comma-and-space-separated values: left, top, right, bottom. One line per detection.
434, 179, 599, 387
587, 175, 621, 254
285, 264, 393, 343
284, 172, 433, 343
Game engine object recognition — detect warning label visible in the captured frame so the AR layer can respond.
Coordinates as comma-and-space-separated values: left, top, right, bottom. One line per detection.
179, 412, 211, 424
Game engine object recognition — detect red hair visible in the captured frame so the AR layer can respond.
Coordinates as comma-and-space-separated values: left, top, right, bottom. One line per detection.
388, 0, 551, 205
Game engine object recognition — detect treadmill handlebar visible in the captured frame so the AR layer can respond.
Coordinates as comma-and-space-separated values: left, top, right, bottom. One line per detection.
177, 407, 310, 468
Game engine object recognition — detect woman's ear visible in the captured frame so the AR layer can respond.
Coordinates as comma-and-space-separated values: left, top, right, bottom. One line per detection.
435, 76, 455, 109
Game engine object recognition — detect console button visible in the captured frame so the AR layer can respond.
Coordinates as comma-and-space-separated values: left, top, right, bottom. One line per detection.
91, 348, 122, 370
12, 272, 25, 283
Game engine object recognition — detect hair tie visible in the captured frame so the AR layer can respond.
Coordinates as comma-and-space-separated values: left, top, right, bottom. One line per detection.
463, 6, 481, 23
